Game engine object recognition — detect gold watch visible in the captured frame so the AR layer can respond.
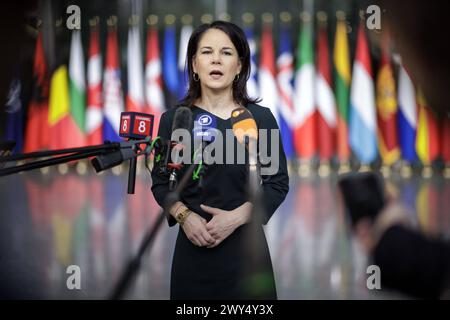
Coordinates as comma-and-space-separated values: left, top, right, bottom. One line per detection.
175, 208, 191, 225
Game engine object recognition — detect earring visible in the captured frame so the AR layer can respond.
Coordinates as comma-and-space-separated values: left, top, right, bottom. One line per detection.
234, 74, 240, 82
193, 73, 199, 82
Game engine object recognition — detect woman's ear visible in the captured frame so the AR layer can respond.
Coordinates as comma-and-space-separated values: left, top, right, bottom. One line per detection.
192, 56, 197, 74
237, 59, 242, 75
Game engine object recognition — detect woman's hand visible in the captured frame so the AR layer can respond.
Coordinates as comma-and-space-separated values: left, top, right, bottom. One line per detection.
201, 202, 252, 248
181, 212, 216, 247
169, 201, 215, 247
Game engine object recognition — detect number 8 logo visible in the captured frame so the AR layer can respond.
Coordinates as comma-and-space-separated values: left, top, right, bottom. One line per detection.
122, 120, 128, 132
138, 121, 146, 133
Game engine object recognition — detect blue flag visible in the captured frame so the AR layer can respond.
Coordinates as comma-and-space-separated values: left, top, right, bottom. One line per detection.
4, 77, 24, 153
276, 25, 295, 160
178, 24, 192, 100
397, 65, 417, 162
244, 26, 259, 100
163, 25, 179, 105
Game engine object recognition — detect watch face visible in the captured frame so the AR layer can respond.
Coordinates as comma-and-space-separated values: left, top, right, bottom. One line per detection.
176, 209, 190, 224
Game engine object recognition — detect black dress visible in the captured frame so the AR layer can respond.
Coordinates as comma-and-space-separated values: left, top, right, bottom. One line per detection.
151, 104, 289, 299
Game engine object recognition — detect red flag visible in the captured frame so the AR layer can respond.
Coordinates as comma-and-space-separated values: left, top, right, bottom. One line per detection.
145, 26, 165, 138
86, 25, 103, 145
416, 91, 440, 165
126, 24, 146, 113
315, 21, 336, 160
441, 114, 450, 163
258, 23, 279, 121
24, 32, 50, 152
376, 35, 400, 165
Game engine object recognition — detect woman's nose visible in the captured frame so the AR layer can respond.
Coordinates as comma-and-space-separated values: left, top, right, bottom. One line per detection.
211, 53, 221, 64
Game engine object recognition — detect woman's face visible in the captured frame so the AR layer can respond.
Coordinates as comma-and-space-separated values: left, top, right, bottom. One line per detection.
192, 28, 242, 93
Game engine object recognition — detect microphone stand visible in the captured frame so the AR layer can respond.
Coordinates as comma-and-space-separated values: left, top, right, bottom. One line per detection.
0, 139, 150, 177
242, 136, 270, 298
109, 162, 196, 300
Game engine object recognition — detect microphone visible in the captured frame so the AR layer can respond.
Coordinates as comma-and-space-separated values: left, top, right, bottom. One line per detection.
230, 108, 267, 286
230, 106, 261, 204
230, 107, 258, 166
119, 112, 154, 139
168, 107, 193, 190
91, 112, 154, 194
192, 113, 217, 188
119, 112, 154, 194
91, 141, 135, 172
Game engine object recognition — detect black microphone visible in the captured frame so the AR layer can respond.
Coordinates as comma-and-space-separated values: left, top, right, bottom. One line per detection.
192, 113, 217, 188
91, 141, 134, 172
168, 107, 193, 191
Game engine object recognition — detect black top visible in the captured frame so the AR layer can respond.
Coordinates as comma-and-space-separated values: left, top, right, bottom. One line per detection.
151, 104, 289, 299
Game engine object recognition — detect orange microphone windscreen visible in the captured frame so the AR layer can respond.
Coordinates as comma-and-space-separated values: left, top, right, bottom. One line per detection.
230, 107, 258, 145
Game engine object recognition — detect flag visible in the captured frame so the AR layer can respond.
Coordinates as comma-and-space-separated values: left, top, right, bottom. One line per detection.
258, 23, 278, 122
397, 65, 417, 162
244, 25, 259, 99
48, 65, 72, 150
103, 26, 124, 142
315, 20, 336, 161
145, 25, 165, 138
178, 23, 192, 99
333, 14, 351, 162
163, 23, 178, 106
86, 25, 103, 145
126, 24, 145, 113
415, 90, 439, 165
442, 113, 450, 163
4, 76, 24, 153
24, 32, 50, 152
376, 38, 400, 165
276, 23, 295, 159
349, 23, 377, 164
68, 30, 87, 147
293, 14, 316, 159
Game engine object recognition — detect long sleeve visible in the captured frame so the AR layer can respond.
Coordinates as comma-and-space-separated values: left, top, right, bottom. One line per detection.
255, 106, 290, 224
151, 110, 177, 226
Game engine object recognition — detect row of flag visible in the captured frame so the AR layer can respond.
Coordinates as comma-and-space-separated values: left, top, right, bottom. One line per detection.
3, 13, 450, 167
4, 20, 167, 153
257, 13, 450, 167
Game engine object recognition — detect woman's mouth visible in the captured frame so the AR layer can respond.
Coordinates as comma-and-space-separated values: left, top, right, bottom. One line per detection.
209, 70, 224, 80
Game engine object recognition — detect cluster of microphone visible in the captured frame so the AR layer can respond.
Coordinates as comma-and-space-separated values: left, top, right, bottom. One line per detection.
91, 105, 260, 194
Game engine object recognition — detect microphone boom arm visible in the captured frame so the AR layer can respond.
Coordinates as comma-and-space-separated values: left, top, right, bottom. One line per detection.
0, 137, 153, 177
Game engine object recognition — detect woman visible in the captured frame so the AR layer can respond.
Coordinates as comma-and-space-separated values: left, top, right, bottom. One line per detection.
151, 20, 289, 299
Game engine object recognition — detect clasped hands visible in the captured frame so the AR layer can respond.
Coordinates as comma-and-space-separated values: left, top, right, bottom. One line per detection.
171, 202, 252, 248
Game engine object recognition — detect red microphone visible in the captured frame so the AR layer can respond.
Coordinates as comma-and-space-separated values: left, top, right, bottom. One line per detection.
119, 112, 154, 140
119, 112, 155, 194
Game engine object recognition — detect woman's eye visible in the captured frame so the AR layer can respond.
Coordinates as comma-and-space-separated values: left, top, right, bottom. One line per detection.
223, 51, 232, 56
201, 51, 212, 55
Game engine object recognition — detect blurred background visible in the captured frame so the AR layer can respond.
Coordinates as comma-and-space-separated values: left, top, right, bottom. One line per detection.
0, 0, 449, 299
